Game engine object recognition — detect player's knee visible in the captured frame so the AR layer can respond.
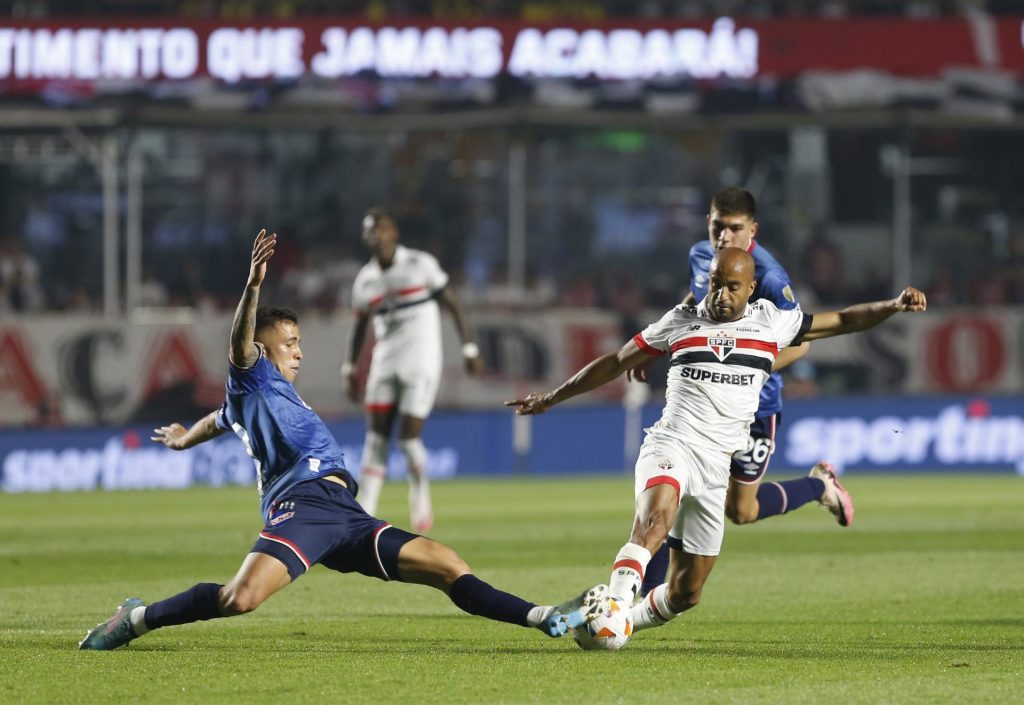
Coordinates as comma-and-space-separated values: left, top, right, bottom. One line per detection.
361, 431, 388, 469
398, 438, 427, 474
725, 502, 758, 525
420, 541, 471, 588
632, 507, 674, 548
670, 589, 702, 612
219, 583, 266, 616
437, 549, 471, 586
666, 579, 703, 612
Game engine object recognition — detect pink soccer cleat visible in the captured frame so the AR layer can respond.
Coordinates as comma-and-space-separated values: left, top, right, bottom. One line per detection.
809, 461, 854, 527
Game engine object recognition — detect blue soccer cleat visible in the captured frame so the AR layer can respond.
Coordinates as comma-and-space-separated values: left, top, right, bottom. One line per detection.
538, 584, 608, 637
79, 597, 144, 651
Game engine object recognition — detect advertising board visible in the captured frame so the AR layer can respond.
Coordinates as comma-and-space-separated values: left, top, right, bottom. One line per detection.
1, 395, 1019, 495
0, 16, 1020, 90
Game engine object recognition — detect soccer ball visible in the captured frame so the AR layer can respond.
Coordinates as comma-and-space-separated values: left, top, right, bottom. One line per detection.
572, 593, 634, 651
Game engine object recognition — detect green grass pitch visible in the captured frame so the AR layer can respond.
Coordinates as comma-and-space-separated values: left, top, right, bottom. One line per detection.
2, 474, 1022, 704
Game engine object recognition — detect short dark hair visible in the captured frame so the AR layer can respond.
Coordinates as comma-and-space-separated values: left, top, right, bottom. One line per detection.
255, 306, 298, 337
364, 206, 394, 227
710, 187, 757, 219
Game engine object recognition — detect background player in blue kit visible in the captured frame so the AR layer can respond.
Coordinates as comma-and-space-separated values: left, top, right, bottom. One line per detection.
79, 229, 580, 651
635, 187, 853, 596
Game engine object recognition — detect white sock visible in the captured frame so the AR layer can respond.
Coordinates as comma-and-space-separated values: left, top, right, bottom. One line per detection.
526, 605, 550, 627
129, 605, 151, 636
608, 543, 652, 600
400, 438, 432, 527
630, 583, 680, 632
359, 471, 385, 515
358, 431, 388, 515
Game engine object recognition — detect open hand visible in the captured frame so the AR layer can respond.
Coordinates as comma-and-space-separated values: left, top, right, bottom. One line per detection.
504, 392, 555, 416
248, 229, 277, 287
895, 287, 927, 312
151, 423, 187, 450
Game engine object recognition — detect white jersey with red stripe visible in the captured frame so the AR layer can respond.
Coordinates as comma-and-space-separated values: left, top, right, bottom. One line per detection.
634, 295, 811, 455
352, 245, 450, 374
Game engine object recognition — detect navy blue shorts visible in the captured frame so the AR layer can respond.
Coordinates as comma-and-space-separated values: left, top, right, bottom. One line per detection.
252, 478, 417, 581
729, 413, 780, 485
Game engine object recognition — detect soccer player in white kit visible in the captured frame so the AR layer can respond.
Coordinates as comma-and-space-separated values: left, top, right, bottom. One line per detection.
343, 208, 483, 531
508, 248, 927, 638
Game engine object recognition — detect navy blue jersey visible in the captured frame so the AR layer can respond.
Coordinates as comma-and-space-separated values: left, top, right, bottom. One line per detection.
216, 346, 350, 517
688, 240, 800, 417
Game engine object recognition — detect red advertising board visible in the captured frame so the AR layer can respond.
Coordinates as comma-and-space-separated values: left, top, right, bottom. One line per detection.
0, 16, 1020, 89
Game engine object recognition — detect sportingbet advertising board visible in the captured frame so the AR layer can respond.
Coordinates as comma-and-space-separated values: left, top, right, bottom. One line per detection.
0, 395, 1019, 494
776, 396, 1024, 475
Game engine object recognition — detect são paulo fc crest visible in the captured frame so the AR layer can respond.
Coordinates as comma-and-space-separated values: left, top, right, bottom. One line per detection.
708, 335, 736, 360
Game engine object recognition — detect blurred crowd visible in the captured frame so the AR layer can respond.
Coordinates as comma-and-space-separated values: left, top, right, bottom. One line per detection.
4, 208, 1024, 316
3, 120, 1022, 318
5, 0, 1019, 19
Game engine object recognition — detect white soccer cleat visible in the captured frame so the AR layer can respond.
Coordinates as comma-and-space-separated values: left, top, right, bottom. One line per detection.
581, 583, 610, 614
809, 461, 854, 527
411, 505, 433, 533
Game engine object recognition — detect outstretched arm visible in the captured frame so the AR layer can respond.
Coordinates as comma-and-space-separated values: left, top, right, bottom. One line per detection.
342, 313, 370, 402
803, 287, 927, 341
151, 409, 225, 450
438, 287, 483, 375
506, 339, 652, 415
229, 229, 277, 368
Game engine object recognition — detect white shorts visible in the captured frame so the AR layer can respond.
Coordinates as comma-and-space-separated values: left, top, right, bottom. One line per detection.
364, 366, 440, 420
634, 434, 731, 557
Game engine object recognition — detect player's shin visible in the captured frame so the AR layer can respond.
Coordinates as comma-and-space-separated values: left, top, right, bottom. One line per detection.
358, 431, 388, 515
140, 582, 225, 631
755, 477, 825, 520
630, 583, 681, 631
448, 574, 533, 628
608, 543, 653, 601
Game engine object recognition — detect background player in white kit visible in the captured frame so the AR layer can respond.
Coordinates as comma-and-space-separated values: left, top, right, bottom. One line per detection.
508, 248, 927, 639
344, 207, 483, 531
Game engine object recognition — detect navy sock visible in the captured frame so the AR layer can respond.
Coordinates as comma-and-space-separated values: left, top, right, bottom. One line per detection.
449, 574, 533, 628
143, 583, 224, 630
641, 542, 670, 597
756, 478, 826, 520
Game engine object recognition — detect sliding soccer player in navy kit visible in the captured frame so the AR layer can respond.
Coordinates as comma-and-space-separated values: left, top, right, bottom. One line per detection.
634, 188, 852, 596
79, 229, 579, 650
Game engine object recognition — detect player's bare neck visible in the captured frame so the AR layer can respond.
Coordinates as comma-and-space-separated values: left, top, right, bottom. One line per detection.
709, 310, 743, 324
376, 247, 396, 269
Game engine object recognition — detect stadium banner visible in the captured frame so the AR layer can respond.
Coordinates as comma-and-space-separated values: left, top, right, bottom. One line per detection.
0, 395, 1020, 494
0, 15, 1021, 90
0, 309, 626, 427
1, 309, 1024, 428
